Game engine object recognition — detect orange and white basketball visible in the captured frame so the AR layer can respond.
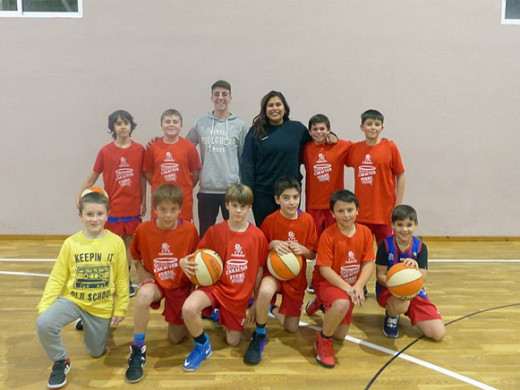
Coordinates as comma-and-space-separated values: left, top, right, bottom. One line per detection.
189, 249, 223, 286
81, 186, 109, 200
267, 250, 303, 281
386, 263, 423, 300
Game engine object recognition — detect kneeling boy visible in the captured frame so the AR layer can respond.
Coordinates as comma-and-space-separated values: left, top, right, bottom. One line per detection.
376, 204, 445, 341
244, 176, 317, 365
180, 184, 269, 371
125, 184, 199, 382
307, 190, 375, 368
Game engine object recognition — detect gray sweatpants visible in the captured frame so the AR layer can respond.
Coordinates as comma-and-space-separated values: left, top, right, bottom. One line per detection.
36, 297, 111, 362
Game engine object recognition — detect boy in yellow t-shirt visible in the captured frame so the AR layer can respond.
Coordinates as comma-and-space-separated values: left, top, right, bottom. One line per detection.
36, 191, 129, 389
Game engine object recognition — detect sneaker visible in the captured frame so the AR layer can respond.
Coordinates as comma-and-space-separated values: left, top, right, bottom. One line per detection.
382, 312, 400, 338
125, 345, 146, 383
202, 308, 220, 324
47, 358, 70, 389
74, 318, 83, 331
183, 336, 212, 371
244, 331, 266, 365
267, 305, 278, 319
315, 333, 335, 368
129, 282, 136, 297
363, 286, 368, 298
305, 298, 322, 316
307, 284, 315, 294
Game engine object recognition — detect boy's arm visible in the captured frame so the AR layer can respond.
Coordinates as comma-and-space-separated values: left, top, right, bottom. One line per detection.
192, 169, 200, 187
140, 174, 147, 217
37, 242, 70, 313
319, 266, 352, 294
287, 241, 315, 260
247, 266, 264, 324
351, 261, 375, 307
134, 259, 155, 284
376, 264, 389, 286
144, 171, 153, 185
395, 173, 405, 206
77, 171, 100, 206
113, 240, 130, 320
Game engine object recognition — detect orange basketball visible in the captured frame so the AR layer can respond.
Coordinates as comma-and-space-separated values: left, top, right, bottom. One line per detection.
189, 249, 223, 286
386, 263, 423, 300
81, 186, 109, 200
267, 250, 303, 281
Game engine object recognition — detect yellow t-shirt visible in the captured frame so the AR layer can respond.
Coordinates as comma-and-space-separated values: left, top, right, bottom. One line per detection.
37, 230, 129, 319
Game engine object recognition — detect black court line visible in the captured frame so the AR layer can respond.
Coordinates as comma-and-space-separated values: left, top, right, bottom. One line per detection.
364, 302, 520, 390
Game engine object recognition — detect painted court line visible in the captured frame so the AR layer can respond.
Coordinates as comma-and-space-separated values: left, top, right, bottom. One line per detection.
0, 271, 49, 278
300, 321, 499, 390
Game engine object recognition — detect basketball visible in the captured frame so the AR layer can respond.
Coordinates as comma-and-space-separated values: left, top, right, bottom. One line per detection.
385, 263, 424, 300
189, 249, 223, 286
81, 186, 109, 200
267, 250, 303, 281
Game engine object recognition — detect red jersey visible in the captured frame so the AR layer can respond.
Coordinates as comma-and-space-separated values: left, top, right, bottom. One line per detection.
314, 223, 375, 285
93, 141, 145, 217
143, 138, 201, 220
260, 210, 318, 300
303, 140, 352, 210
346, 139, 404, 224
130, 219, 199, 290
198, 221, 269, 317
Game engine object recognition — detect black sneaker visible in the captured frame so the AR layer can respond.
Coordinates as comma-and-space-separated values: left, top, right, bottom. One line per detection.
129, 282, 136, 297
74, 319, 83, 331
363, 286, 368, 298
125, 345, 146, 383
382, 312, 400, 338
244, 331, 266, 365
307, 284, 315, 294
47, 358, 70, 389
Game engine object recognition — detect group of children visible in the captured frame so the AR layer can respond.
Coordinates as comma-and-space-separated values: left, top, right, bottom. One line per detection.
36, 80, 445, 389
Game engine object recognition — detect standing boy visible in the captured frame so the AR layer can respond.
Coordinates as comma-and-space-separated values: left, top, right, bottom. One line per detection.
186, 80, 247, 237
244, 176, 317, 365
306, 190, 375, 368
303, 114, 351, 237
37, 191, 129, 389
375, 205, 445, 341
78, 110, 146, 297
125, 184, 199, 383
143, 109, 201, 222
179, 184, 269, 372
346, 109, 405, 244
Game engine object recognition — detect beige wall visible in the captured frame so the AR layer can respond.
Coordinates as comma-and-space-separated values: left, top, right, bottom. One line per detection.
1, 0, 519, 235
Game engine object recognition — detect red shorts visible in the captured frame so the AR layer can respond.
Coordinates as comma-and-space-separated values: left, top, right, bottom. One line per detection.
198, 286, 246, 332
104, 218, 141, 236
377, 288, 442, 325
315, 281, 354, 325
307, 209, 335, 237
141, 280, 192, 325
268, 280, 304, 317
358, 222, 393, 244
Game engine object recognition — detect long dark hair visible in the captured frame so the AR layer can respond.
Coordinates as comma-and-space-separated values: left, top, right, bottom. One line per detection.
251, 91, 291, 139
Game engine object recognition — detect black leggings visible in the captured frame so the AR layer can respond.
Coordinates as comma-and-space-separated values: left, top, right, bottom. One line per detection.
252, 190, 279, 227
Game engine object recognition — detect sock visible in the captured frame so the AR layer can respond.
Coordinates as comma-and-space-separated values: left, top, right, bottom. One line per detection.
133, 333, 145, 348
321, 331, 332, 339
194, 332, 207, 345
255, 323, 266, 336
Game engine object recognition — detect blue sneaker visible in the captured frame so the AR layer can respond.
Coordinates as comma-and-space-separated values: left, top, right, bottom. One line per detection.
244, 331, 266, 365
382, 312, 400, 338
183, 336, 212, 371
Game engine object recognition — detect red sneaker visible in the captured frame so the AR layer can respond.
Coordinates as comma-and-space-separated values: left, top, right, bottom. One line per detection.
305, 298, 322, 316
315, 332, 335, 368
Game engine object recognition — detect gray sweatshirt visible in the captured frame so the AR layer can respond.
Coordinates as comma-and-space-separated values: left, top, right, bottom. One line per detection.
186, 112, 247, 194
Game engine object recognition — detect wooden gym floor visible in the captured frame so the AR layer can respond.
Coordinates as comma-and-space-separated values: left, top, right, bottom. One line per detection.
0, 237, 519, 390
